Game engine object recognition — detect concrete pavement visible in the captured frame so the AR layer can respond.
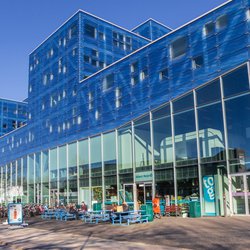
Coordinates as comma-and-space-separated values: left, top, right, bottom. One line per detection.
0, 216, 249, 249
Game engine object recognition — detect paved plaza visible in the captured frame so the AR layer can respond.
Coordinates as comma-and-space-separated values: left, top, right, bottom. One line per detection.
0, 216, 249, 249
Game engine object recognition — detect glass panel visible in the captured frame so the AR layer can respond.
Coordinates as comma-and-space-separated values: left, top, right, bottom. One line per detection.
118, 125, 133, 172
68, 142, 77, 203
155, 168, 174, 203
79, 140, 89, 188
59, 146, 67, 205
134, 115, 152, 172
17, 159, 21, 188
124, 184, 134, 203
223, 65, 249, 98
174, 110, 197, 166
232, 175, 246, 214
28, 155, 34, 203
103, 132, 116, 175
103, 132, 117, 204
42, 151, 49, 205
196, 79, 221, 106
198, 103, 225, 163
176, 166, 199, 201
173, 92, 194, 113
23, 157, 28, 203
153, 116, 173, 169
152, 104, 170, 120
226, 94, 250, 173
90, 136, 102, 204
49, 148, 58, 206
35, 153, 41, 204
90, 136, 102, 176
11, 162, 16, 187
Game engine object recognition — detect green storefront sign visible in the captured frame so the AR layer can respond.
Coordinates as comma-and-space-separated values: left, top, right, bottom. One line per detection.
135, 171, 153, 182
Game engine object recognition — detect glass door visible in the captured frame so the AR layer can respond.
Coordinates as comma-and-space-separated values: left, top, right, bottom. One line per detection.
231, 174, 250, 215
137, 183, 152, 205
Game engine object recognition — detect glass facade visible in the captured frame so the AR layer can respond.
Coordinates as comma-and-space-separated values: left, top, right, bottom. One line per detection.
1, 63, 250, 215
1, 0, 250, 217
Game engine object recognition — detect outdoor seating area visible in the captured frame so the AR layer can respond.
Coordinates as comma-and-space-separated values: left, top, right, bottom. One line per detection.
39, 202, 151, 226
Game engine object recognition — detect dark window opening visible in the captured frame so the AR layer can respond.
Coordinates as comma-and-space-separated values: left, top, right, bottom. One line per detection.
171, 37, 188, 59
85, 23, 96, 38
192, 55, 204, 69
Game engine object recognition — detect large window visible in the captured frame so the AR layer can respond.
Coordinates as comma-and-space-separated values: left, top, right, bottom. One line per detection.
174, 110, 197, 166
118, 124, 133, 172
170, 36, 188, 59
198, 103, 225, 163
79, 140, 89, 187
222, 65, 249, 98
173, 92, 194, 113
42, 151, 49, 205
134, 115, 152, 172
152, 105, 174, 201
49, 148, 58, 190
68, 143, 77, 203
90, 136, 102, 196
226, 94, 250, 173
28, 155, 34, 203
196, 79, 221, 106
59, 146, 67, 204
103, 132, 117, 204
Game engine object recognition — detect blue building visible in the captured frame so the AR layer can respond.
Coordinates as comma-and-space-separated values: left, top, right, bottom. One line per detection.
0, 0, 250, 216
0, 98, 27, 137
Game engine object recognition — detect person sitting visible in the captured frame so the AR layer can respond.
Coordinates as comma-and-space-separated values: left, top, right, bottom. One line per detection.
69, 203, 79, 219
80, 201, 87, 213
122, 201, 129, 212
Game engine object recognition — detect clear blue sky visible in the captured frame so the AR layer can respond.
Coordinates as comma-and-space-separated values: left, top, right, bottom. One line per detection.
0, 0, 228, 101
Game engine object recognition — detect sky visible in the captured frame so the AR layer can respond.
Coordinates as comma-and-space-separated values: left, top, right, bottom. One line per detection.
0, 0, 229, 101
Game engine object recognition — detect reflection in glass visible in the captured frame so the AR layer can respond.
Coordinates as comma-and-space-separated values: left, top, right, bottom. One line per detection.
68, 143, 78, 203
118, 125, 133, 173
35, 153, 41, 204
28, 155, 34, 203
232, 175, 246, 214
198, 103, 225, 163
173, 92, 194, 113
226, 94, 250, 173
223, 65, 249, 98
103, 132, 117, 204
90, 136, 102, 203
50, 148, 58, 206
174, 110, 197, 166
153, 116, 173, 168
196, 79, 221, 106
79, 140, 89, 187
59, 146, 67, 205
42, 151, 49, 205
23, 156, 28, 203
134, 116, 152, 172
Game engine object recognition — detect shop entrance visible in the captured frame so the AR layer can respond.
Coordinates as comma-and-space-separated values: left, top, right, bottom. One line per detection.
231, 173, 250, 215
137, 183, 152, 205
